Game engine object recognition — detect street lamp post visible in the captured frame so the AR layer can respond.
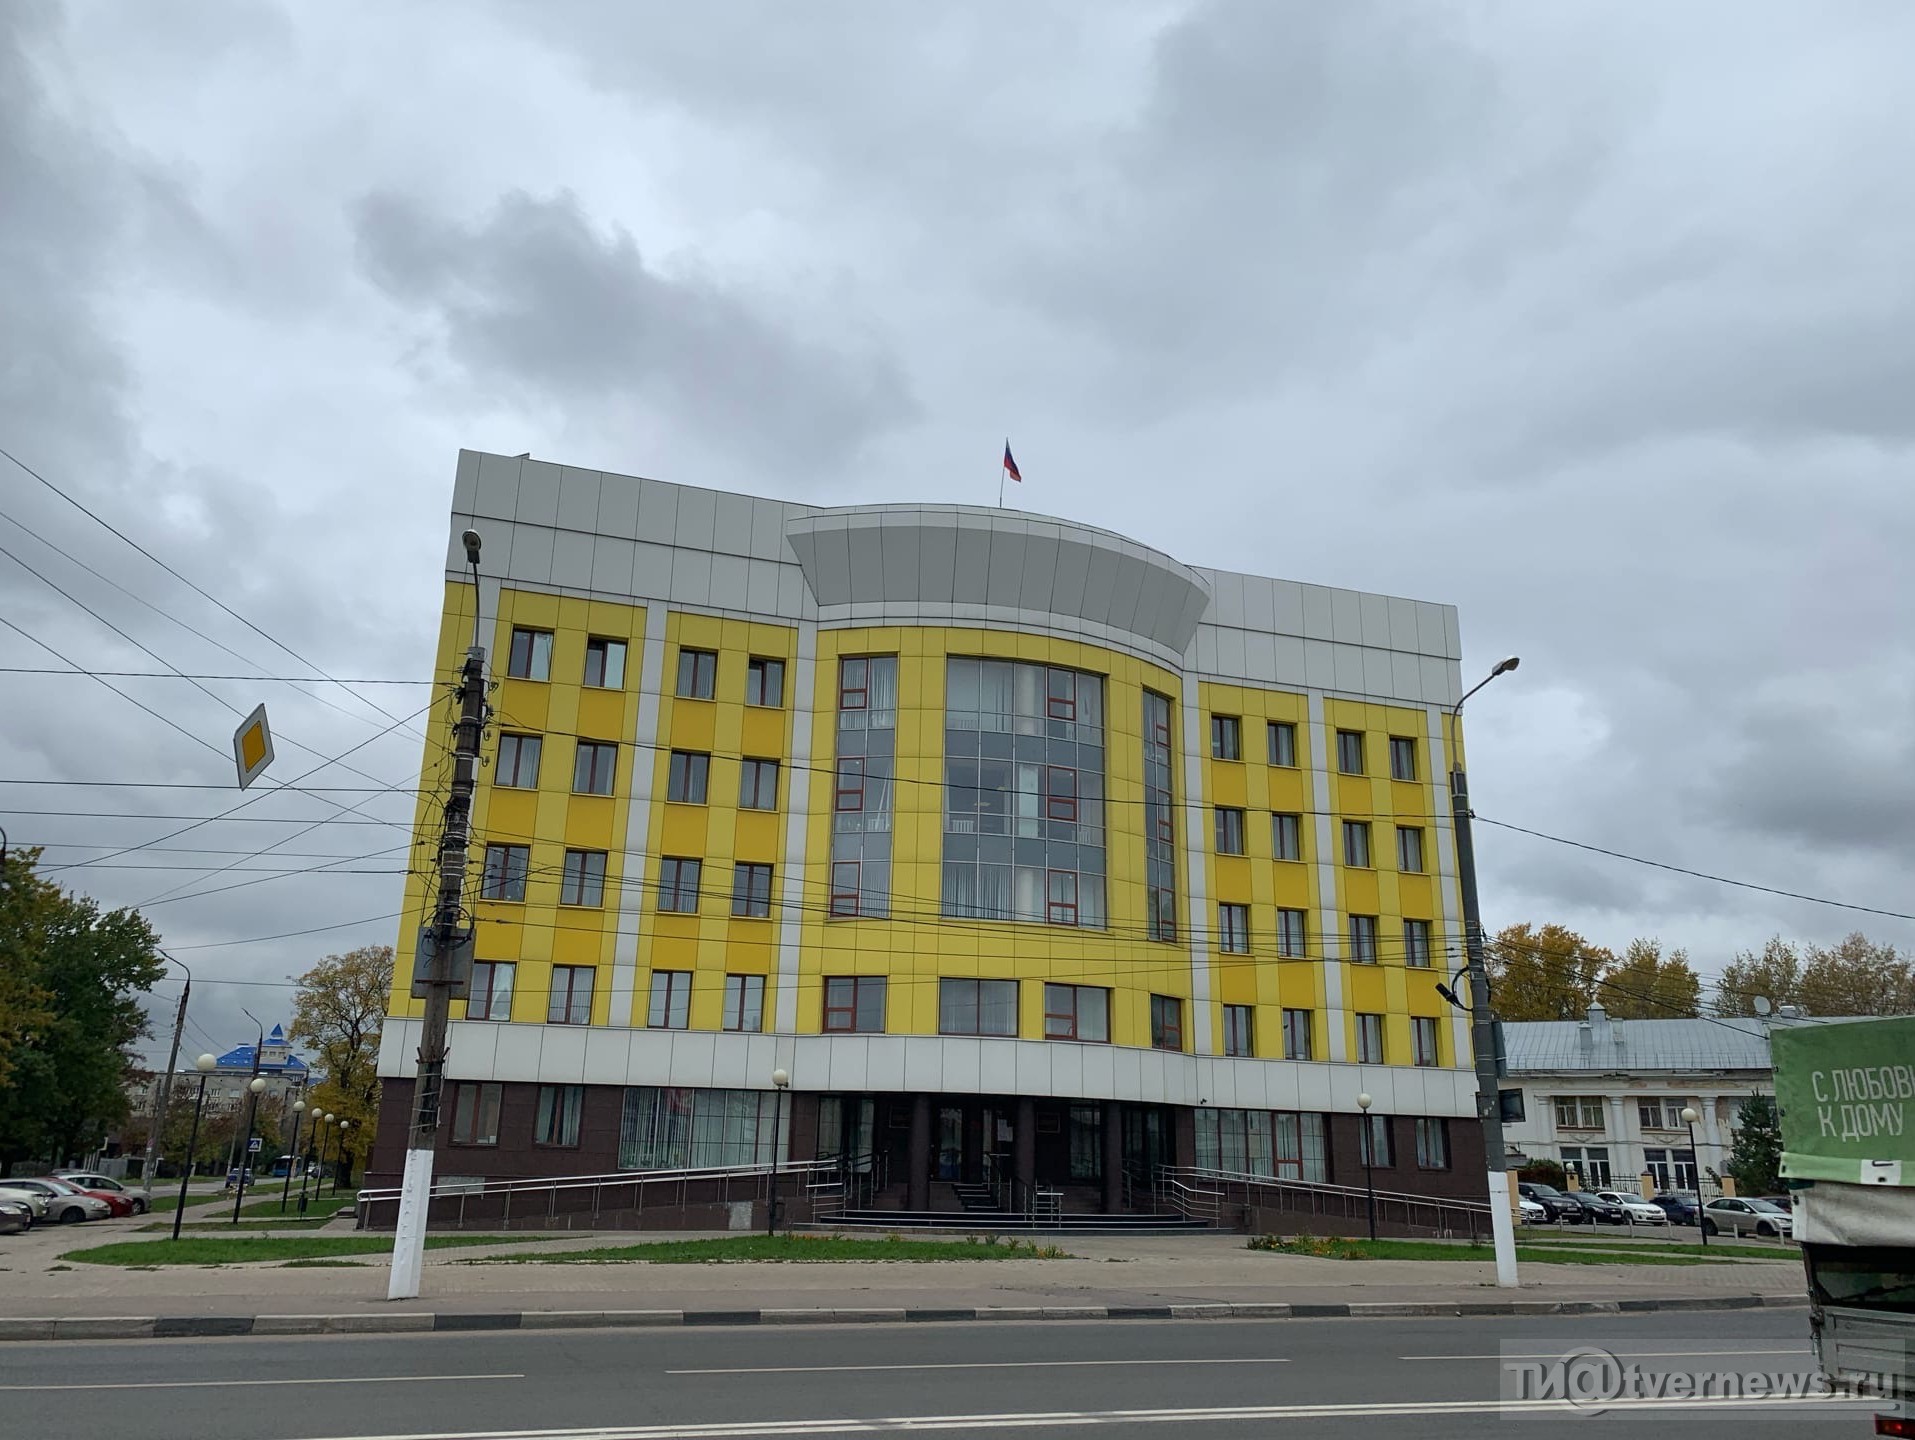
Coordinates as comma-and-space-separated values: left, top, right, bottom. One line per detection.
332, 1120, 351, 1195
298, 1114, 322, 1216
767, 1068, 791, 1239
231, 1076, 266, 1223
1682, 1106, 1707, 1247
1449, 655, 1522, 1288
1356, 1092, 1378, 1242
280, 1099, 307, 1213
171, 1054, 218, 1242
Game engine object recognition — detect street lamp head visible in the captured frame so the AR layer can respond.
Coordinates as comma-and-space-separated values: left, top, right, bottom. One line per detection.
1680, 1106, 1700, 1125
461, 529, 482, 566
248, 1076, 267, 1094
771, 1068, 790, 1090
338, 1120, 350, 1130
1356, 1093, 1373, 1111
322, 1112, 334, 1125
294, 1099, 306, 1114
194, 1053, 218, 1073
1491, 656, 1521, 676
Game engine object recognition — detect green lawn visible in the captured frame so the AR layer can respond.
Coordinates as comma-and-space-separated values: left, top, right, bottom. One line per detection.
1518, 1235, 1796, 1259
64, 1235, 552, 1266
138, 1217, 333, 1233
1248, 1236, 1743, 1266
467, 1234, 1072, 1264
143, 1190, 227, 1214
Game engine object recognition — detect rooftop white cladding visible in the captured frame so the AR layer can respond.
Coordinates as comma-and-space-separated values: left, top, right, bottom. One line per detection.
448, 450, 1462, 705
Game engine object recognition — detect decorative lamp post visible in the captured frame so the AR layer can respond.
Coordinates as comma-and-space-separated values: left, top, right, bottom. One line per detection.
767, 1068, 791, 1238
1357, 1092, 1378, 1242
172, 1054, 218, 1243
232, 1075, 267, 1224
332, 1120, 351, 1195
1682, 1106, 1707, 1247
280, 1099, 307, 1214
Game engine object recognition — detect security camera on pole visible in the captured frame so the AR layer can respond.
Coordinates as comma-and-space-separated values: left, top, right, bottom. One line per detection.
389, 529, 488, 1301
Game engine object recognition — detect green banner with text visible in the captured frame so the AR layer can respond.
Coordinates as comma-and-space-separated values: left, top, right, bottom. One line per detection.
1774, 1018, 1914, 1186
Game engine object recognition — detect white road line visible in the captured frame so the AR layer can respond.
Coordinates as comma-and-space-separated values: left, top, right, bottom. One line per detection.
1399, 1348, 1814, 1362
667, 1359, 1292, 1375
0, 1374, 526, 1392
293, 1392, 1873, 1440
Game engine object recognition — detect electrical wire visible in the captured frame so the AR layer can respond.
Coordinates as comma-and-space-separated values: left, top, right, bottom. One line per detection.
0, 667, 435, 683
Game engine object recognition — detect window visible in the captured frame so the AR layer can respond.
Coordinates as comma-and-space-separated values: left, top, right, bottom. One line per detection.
1046, 668, 1077, 720
1143, 691, 1178, 943
450, 1082, 501, 1146
1415, 1118, 1450, 1170
732, 862, 773, 918
666, 750, 710, 804
584, 637, 627, 689
1412, 1016, 1441, 1067
1336, 729, 1365, 775
467, 961, 514, 1021
574, 740, 617, 795
1559, 1145, 1612, 1188
1553, 1096, 1608, 1131
1349, 914, 1379, 964
722, 975, 766, 1033
1282, 1008, 1314, 1060
746, 656, 785, 707
1272, 812, 1302, 861
496, 733, 542, 789
1046, 870, 1079, 926
1043, 983, 1110, 1042
1215, 807, 1246, 855
1045, 765, 1079, 822
618, 1086, 783, 1171
835, 757, 865, 812
1277, 908, 1307, 958
549, 966, 594, 1025
480, 843, 529, 901
824, 976, 886, 1033
1389, 736, 1417, 782
839, 657, 870, 710
739, 758, 780, 810
647, 971, 692, 1029
1359, 1113, 1393, 1166
659, 857, 702, 913
1219, 902, 1250, 954
829, 860, 862, 917
1223, 1004, 1254, 1057
676, 647, 717, 699
1396, 826, 1425, 873
560, 849, 608, 906
1268, 720, 1297, 767
507, 627, 552, 681
1403, 918, 1433, 968
1638, 1097, 1687, 1131
1643, 1146, 1698, 1191
1150, 994, 1184, 1052
1209, 715, 1243, 760
1356, 1012, 1385, 1063
1342, 821, 1372, 868
533, 1084, 583, 1147
938, 978, 1018, 1037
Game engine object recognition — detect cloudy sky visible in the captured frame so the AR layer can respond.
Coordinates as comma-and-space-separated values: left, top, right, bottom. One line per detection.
4, 0, 1911, 1065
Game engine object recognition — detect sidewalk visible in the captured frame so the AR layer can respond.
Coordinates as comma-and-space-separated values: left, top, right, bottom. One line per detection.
0, 1227, 1808, 1336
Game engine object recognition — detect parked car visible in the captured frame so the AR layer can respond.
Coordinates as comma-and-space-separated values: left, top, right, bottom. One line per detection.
1518, 1196, 1548, 1224
1570, 1191, 1630, 1224
54, 1171, 151, 1215
0, 1178, 111, 1223
1651, 1191, 1701, 1225
0, 1186, 51, 1223
1755, 1193, 1794, 1214
42, 1178, 135, 1217
0, 1200, 31, 1235
225, 1167, 257, 1191
1702, 1196, 1794, 1238
1518, 1182, 1576, 1221
1594, 1190, 1671, 1225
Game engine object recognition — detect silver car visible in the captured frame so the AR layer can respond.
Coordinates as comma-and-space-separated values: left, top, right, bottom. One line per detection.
1703, 1196, 1794, 1238
0, 1200, 29, 1235
0, 1178, 111, 1223
55, 1171, 152, 1214
0, 1187, 50, 1222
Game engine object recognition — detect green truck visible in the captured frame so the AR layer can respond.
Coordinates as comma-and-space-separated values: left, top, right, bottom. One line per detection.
1774, 1016, 1915, 1435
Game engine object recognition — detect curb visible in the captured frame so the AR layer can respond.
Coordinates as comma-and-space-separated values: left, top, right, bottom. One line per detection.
0, 1294, 1805, 1342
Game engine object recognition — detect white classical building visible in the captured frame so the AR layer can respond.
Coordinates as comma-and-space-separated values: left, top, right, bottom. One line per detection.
1501, 1004, 1838, 1193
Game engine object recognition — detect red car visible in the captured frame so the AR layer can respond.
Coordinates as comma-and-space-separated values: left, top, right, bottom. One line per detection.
37, 1177, 135, 1217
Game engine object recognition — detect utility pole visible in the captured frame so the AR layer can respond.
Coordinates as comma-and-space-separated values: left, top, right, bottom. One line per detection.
232, 1009, 265, 1224
389, 529, 487, 1302
142, 957, 189, 1189
1449, 656, 1521, 1288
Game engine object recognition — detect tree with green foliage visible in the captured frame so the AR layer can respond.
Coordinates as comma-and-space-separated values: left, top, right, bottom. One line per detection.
291, 944, 392, 1185
1723, 1095, 1783, 1197
0, 848, 167, 1172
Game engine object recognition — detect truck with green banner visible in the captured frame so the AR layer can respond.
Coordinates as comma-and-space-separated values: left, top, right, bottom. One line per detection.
1774, 1016, 1915, 1434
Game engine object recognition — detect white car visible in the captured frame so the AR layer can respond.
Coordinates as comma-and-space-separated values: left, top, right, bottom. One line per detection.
1594, 1190, 1670, 1225
55, 1171, 152, 1214
1518, 1196, 1548, 1225
0, 1187, 49, 1223
0, 1179, 110, 1223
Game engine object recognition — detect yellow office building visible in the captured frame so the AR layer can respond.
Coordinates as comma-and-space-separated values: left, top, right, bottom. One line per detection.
369, 450, 1484, 1216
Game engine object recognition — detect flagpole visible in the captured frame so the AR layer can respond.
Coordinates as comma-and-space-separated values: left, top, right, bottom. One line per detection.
998, 438, 1006, 509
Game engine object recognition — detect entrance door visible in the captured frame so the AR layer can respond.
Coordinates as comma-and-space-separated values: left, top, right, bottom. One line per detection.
936, 1106, 963, 1181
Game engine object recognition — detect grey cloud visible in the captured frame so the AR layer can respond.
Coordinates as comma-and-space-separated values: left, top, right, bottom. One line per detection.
352, 188, 916, 471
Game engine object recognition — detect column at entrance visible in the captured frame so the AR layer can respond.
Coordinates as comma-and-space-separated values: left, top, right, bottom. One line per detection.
1015, 1097, 1036, 1202
1102, 1099, 1123, 1212
908, 1095, 932, 1211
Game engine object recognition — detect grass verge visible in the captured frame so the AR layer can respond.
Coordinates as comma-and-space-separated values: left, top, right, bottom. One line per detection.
1517, 1235, 1795, 1259
63, 1235, 552, 1266
467, 1234, 1073, 1264
1247, 1235, 1741, 1266
138, 1218, 335, 1233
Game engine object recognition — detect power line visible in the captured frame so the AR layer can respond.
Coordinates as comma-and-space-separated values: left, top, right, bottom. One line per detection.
0, 667, 433, 683
2, 779, 431, 793
1477, 817, 1915, 923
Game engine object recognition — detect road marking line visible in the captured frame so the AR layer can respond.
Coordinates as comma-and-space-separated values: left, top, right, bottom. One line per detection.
292, 1391, 1873, 1440
0, 1374, 525, 1392
1399, 1348, 1813, 1361
667, 1359, 1292, 1375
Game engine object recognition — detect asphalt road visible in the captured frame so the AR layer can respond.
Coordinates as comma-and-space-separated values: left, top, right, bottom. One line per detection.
0, 1309, 1878, 1438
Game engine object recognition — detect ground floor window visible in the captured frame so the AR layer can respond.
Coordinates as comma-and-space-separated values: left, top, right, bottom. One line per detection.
1642, 1146, 1697, 1191
1194, 1108, 1328, 1182
1560, 1145, 1612, 1189
617, 1086, 784, 1170
1414, 1118, 1450, 1170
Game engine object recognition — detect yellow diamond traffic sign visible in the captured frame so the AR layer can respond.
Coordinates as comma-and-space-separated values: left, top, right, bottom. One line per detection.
233, 703, 275, 789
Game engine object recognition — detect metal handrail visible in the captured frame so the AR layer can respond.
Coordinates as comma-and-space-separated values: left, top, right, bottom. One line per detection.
355, 1157, 836, 1208
1161, 1165, 1491, 1235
